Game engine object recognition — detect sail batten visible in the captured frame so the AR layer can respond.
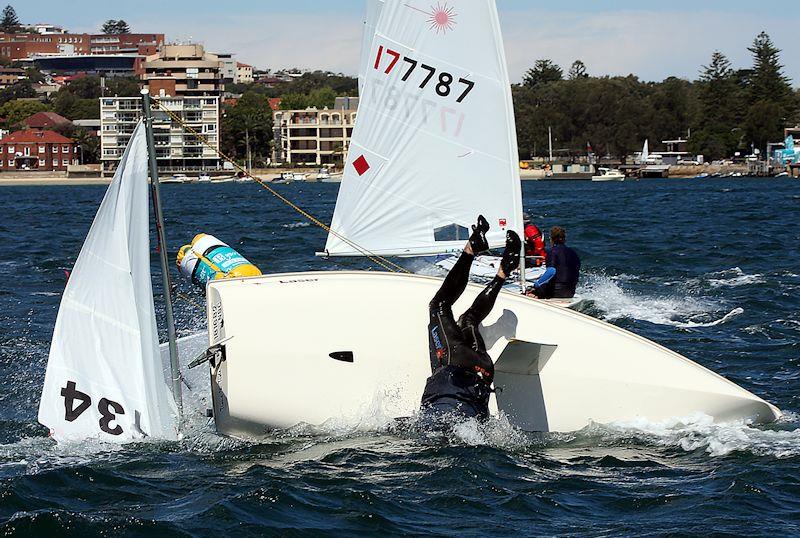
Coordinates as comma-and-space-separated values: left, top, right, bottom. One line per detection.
38, 121, 177, 443
326, 0, 522, 258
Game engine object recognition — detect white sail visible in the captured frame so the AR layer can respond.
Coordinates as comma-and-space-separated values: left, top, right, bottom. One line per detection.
38, 121, 177, 443
358, 0, 386, 96
642, 139, 650, 163
325, 0, 523, 257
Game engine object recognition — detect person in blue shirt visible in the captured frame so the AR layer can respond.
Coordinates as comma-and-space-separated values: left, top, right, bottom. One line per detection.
530, 226, 581, 299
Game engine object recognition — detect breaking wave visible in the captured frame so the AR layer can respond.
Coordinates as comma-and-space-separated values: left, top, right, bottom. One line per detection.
588, 412, 800, 458
580, 273, 742, 328
281, 221, 311, 230
703, 267, 766, 288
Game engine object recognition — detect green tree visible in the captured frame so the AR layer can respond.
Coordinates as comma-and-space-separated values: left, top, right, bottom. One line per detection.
689, 52, 744, 159
24, 67, 46, 84
0, 80, 35, 105
523, 60, 563, 88
53, 91, 99, 120
306, 87, 337, 109
747, 32, 793, 106
568, 60, 588, 80
744, 32, 795, 150
0, 5, 20, 33
71, 127, 100, 164
279, 93, 309, 110
105, 76, 141, 97
0, 99, 50, 129
221, 92, 274, 164
101, 19, 131, 34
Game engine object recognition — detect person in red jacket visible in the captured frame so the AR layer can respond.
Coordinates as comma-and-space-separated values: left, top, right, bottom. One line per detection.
524, 222, 547, 266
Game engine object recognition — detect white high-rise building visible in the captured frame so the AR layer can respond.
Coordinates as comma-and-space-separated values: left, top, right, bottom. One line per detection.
100, 96, 221, 172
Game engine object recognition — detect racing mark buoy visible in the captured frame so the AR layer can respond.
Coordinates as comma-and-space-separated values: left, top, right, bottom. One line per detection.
176, 234, 261, 288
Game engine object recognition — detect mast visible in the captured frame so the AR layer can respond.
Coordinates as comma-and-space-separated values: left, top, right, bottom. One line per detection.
140, 89, 184, 426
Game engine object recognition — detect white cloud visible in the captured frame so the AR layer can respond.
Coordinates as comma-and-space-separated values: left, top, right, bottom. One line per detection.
500, 9, 799, 83
119, 7, 798, 85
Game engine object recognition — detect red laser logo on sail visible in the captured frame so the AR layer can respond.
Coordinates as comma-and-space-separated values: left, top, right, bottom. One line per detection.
428, 2, 457, 34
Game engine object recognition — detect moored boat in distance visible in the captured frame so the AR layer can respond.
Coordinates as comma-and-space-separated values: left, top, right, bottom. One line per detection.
162, 173, 188, 184
272, 172, 294, 184
592, 168, 626, 182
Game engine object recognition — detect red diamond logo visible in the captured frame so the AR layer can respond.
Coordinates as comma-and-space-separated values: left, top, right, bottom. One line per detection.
353, 155, 370, 176
499, 219, 507, 228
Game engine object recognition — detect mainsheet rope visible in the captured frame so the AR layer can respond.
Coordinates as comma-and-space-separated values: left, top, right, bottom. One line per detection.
152, 98, 411, 274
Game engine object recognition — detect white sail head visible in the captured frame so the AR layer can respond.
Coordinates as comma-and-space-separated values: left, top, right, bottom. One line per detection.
326, 0, 522, 257
38, 121, 178, 443
359, 0, 386, 96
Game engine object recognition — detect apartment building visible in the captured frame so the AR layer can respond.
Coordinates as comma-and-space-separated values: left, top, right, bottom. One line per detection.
100, 96, 220, 172
273, 97, 359, 165
142, 44, 224, 98
217, 53, 236, 83
236, 62, 253, 84
0, 32, 164, 60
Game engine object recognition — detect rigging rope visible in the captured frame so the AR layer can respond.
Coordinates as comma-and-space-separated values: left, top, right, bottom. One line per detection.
152, 98, 411, 275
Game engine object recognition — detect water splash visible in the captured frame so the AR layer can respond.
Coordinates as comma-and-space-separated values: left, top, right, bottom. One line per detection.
589, 412, 800, 458
281, 222, 311, 230
580, 272, 739, 328
705, 267, 766, 288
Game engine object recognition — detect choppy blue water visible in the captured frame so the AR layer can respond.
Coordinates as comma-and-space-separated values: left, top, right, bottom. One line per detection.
1, 179, 798, 536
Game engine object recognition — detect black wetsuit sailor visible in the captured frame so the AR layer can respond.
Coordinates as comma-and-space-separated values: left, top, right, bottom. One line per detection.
421, 216, 521, 420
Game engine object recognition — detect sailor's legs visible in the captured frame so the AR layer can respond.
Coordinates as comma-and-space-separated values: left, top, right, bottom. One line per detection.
430, 251, 473, 309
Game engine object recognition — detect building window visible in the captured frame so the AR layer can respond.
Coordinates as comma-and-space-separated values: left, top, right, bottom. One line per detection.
62, 145, 69, 153
23, 147, 30, 156
53, 159, 58, 167
39, 159, 46, 166
7, 159, 12, 166
63, 159, 69, 166
7, 146, 13, 153
39, 145, 45, 153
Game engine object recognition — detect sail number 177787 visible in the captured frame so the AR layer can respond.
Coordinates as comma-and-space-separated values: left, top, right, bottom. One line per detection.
374, 45, 475, 103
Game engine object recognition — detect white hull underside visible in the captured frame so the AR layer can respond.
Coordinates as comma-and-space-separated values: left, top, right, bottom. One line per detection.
205, 272, 780, 439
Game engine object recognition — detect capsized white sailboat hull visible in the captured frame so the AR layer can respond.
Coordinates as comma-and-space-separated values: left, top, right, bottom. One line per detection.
204, 272, 780, 439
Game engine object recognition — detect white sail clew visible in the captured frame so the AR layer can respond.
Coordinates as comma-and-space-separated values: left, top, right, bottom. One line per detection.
38, 121, 177, 443
358, 0, 386, 96
325, 0, 523, 257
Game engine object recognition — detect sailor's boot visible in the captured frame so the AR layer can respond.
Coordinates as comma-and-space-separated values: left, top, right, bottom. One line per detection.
468, 215, 491, 255
500, 231, 522, 275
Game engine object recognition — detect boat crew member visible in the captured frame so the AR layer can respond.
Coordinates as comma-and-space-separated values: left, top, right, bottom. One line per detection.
421, 216, 522, 420
524, 221, 547, 266
530, 226, 580, 299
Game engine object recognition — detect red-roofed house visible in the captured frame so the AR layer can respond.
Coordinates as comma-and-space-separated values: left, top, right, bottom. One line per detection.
235, 62, 254, 84
268, 98, 282, 111
23, 111, 72, 130
0, 130, 78, 171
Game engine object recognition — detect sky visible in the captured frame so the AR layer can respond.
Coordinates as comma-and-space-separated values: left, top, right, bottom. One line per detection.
14, 1, 800, 84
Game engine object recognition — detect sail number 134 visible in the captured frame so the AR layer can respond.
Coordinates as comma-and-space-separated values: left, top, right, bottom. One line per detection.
374, 45, 475, 103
